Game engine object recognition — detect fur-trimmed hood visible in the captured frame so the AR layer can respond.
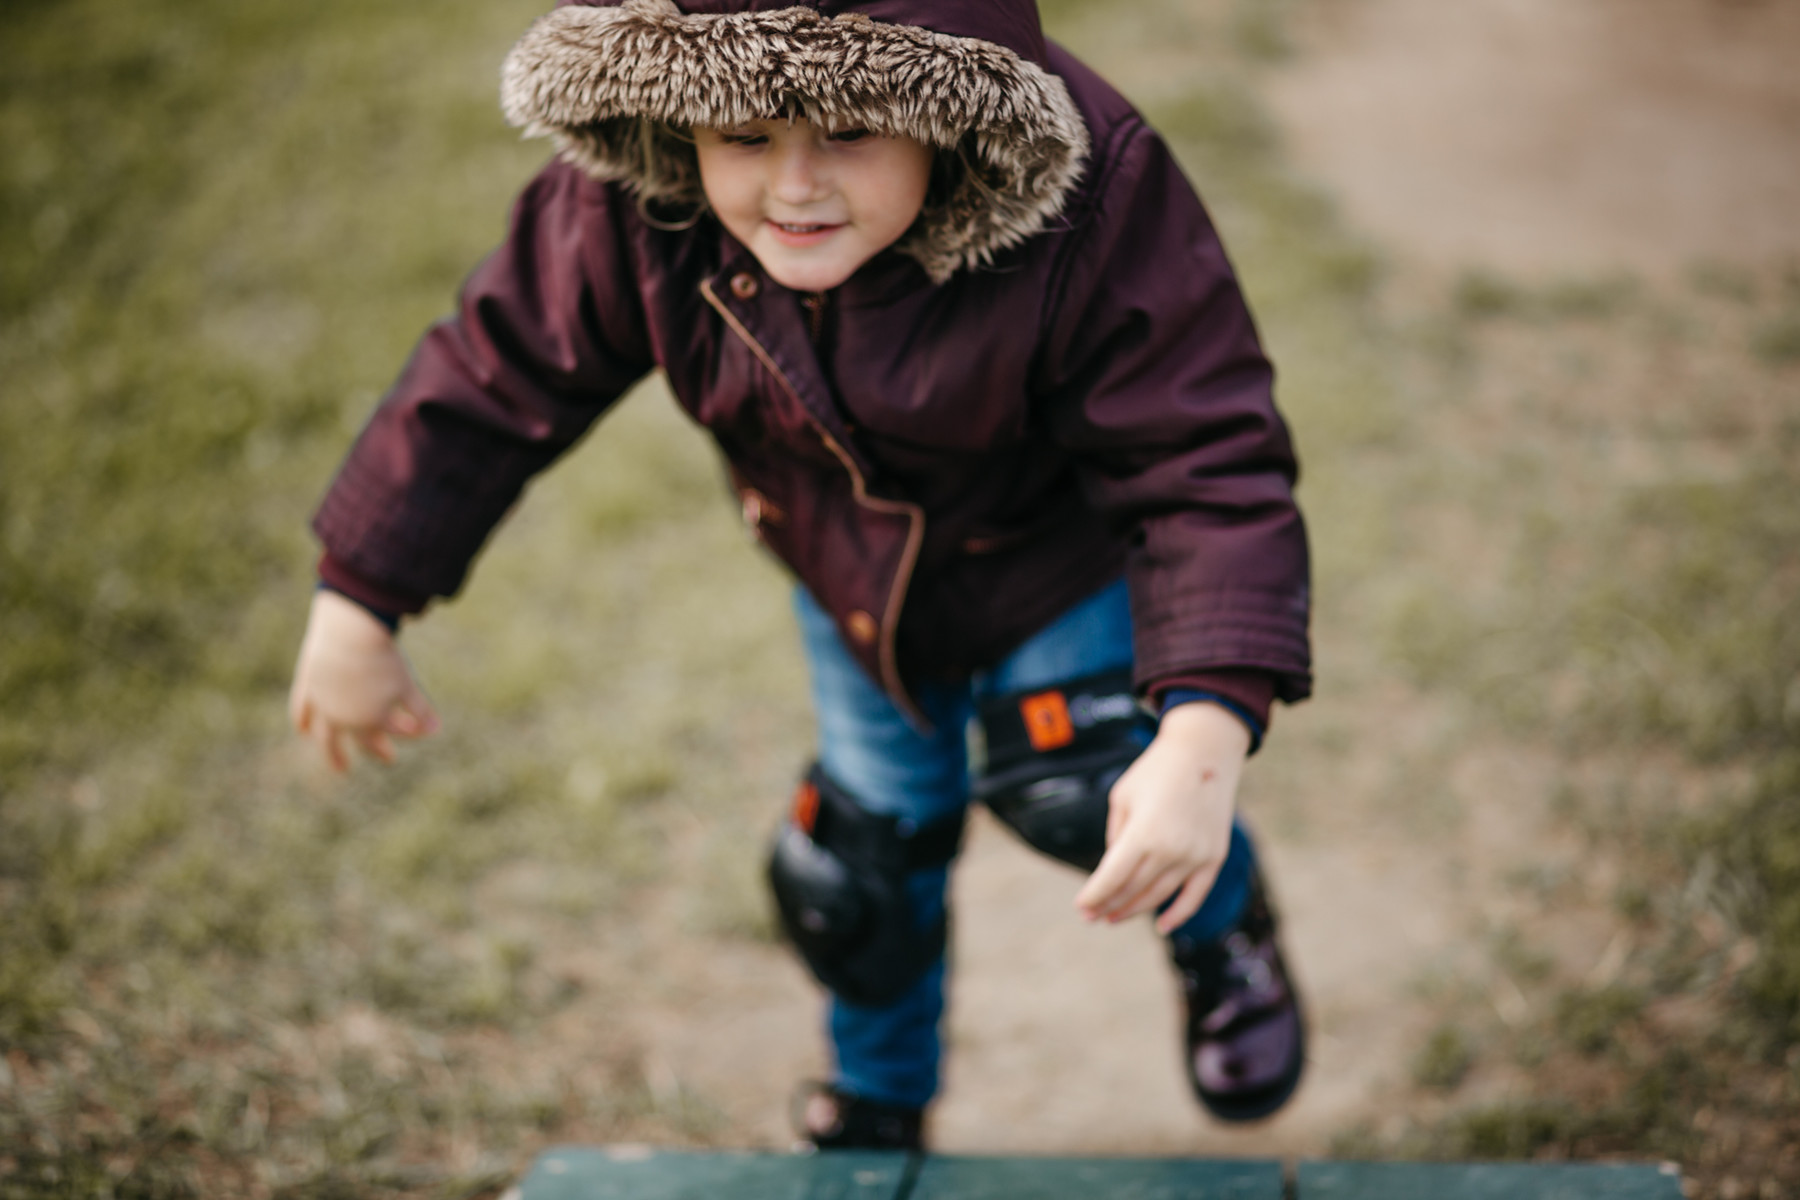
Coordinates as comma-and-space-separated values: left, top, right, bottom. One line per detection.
501, 0, 1089, 283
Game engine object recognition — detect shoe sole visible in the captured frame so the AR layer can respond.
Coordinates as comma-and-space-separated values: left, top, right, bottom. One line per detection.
1192, 990, 1307, 1123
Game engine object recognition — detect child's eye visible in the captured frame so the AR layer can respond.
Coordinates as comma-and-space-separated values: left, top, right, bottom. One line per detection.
716, 131, 768, 147
828, 128, 872, 144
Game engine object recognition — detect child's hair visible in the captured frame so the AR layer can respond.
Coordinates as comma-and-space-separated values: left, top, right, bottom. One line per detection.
626, 119, 707, 230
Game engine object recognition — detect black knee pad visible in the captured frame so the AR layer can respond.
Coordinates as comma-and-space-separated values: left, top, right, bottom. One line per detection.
971, 668, 1155, 872
767, 764, 964, 1009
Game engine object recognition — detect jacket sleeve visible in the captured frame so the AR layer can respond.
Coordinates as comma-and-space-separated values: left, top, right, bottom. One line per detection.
1038, 122, 1312, 704
311, 162, 656, 608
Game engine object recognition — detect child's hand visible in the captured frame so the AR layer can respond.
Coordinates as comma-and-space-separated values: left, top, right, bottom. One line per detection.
1074, 701, 1249, 935
288, 589, 439, 773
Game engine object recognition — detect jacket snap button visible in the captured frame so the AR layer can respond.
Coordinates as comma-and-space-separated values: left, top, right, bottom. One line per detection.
730, 272, 759, 299
846, 610, 879, 646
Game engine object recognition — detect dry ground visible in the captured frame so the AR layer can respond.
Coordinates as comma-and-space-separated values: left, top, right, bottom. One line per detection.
1268, 0, 1800, 277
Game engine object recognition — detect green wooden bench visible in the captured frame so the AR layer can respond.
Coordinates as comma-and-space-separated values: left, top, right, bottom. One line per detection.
516, 1148, 1684, 1199
1296, 1162, 1685, 1200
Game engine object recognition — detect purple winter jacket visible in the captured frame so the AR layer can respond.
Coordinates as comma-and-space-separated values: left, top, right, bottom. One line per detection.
313, 0, 1311, 725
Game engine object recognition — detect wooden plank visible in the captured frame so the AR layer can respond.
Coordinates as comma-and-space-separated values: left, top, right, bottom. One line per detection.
519, 1149, 1686, 1199
910, 1156, 1285, 1200
1298, 1161, 1685, 1200
518, 1146, 911, 1200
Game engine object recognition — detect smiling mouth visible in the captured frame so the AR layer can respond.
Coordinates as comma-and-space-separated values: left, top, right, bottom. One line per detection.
772, 221, 839, 234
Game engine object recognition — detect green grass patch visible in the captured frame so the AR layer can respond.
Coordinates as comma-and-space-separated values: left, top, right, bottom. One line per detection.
1751, 311, 1800, 366
1, 0, 806, 1190
1701, 753, 1800, 1042
1363, 258, 1800, 1188
0, 0, 552, 780
1453, 270, 1638, 323
1410, 1023, 1475, 1091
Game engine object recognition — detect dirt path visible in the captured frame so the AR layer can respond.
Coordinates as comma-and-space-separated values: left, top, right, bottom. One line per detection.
1267, 0, 1800, 276
627, 797, 1470, 1156
587, 0, 1800, 1160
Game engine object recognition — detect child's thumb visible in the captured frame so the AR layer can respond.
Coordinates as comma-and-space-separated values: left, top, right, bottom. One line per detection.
386, 687, 440, 738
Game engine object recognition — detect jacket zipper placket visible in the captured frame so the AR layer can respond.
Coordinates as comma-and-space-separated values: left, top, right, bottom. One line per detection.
801, 291, 827, 342
700, 277, 929, 727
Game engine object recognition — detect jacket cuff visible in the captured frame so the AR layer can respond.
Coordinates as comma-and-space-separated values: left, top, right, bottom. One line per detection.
316, 552, 431, 622
1150, 669, 1276, 754
315, 582, 399, 634
1150, 669, 1275, 726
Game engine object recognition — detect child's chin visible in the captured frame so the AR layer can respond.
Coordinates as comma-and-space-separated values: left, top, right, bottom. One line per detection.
761, 259, 858, 292
749, 240, 882, 293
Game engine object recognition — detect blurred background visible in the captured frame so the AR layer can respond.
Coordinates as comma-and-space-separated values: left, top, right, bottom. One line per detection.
2, 0, 1796, 1196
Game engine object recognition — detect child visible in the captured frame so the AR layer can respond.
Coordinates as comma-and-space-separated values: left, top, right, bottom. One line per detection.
290, 0, 1312, 1149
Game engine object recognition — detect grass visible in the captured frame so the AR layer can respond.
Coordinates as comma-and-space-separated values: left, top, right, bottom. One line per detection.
2, 0, 805, 1193
1707, 754, 1800, 1040
1328, 228, 1800, 1197
1411, 1024, 1475, 1092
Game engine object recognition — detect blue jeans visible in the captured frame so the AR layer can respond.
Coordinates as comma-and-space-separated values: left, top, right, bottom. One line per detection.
794, 577, 1257, 1109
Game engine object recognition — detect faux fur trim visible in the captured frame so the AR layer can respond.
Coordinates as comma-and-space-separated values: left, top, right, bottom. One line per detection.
502, 0, 1089, 283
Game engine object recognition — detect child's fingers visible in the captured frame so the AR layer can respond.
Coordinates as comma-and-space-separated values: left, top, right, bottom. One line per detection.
357, 729, 397, 765
1105, 786, 1129, 846
1106, 862, 1191, 925
1095, 856, 1163, 919
327, 729, 350, 775
310, 720, 349, 774
386, 685, 440, 739
385, 708, 423, 738
305, 717, 329, 766
1075, 844, 1152, 920
1154, 869, 1218, 936
1073, 847, 1132, 916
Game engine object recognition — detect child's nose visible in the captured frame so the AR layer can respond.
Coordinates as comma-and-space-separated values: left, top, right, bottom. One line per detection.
769, 141, 827, 205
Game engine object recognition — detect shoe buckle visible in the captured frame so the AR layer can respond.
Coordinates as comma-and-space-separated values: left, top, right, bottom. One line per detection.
1243, 957, 1272, 991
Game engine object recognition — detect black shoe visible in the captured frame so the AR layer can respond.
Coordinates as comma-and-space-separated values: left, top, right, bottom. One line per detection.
791, 1082, 924, 1151
1170, 868, 1306, 1122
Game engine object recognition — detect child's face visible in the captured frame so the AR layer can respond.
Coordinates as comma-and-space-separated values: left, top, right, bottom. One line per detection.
693, 118, 932, 292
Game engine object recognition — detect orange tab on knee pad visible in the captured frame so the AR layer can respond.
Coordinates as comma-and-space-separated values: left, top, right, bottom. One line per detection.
792, 779, 821, 833
1019, 690, 1076, 751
